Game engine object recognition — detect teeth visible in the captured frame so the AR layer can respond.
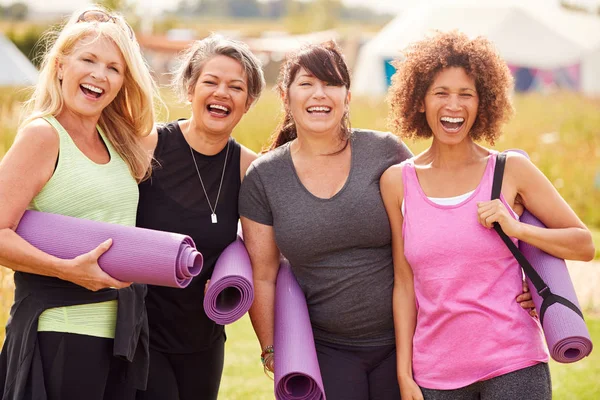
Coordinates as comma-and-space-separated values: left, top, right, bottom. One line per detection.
440, 117, 464, 123
307, 106, 331, 112
209, 104, 229, 112
81, 84, 103, 94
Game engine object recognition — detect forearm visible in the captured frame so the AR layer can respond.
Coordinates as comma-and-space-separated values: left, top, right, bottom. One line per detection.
515, 223, 594, 261
0, 228, 68, 277
394, 279, 418, 381
249, 278, 277, 350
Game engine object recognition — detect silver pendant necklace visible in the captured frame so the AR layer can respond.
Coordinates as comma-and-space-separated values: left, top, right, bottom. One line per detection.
189, 139, 230, 224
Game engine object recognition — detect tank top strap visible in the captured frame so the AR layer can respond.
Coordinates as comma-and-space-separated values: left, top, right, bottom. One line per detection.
478, 151, 499, 201
42, 115, 113, 161
400, 158, 418, 210
42, 115, 75, 158
96, 123, 118, 159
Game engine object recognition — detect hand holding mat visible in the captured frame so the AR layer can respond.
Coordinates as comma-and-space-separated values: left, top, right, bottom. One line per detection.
16, 210, 203, 288
274, 261, 326, 400
519, 211, 593, 363
203, 236, 254, 325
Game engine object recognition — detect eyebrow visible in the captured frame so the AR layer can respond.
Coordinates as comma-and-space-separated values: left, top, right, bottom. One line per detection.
81, 52, 124, 67
203, 73, 247, 85
432, 86, 476, 92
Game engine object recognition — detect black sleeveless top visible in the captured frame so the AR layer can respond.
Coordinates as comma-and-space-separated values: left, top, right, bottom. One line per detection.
137, 121, 241, 353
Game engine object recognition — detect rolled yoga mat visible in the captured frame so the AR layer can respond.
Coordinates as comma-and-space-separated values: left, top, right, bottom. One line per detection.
274, 261, 326, 400
203, 236, 254, 325
520, 211, 593, 363
16, 210, 203, 288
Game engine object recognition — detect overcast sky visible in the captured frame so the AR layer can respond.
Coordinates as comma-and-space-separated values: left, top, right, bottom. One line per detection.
2, 0, 599, 15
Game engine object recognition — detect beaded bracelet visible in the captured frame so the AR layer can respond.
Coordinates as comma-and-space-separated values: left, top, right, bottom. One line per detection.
260, 345, 274, 365
261, 345, 275, 379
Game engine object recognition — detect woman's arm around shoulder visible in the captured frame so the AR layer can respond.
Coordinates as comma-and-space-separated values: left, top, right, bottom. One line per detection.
239, 145, 258, 182
477, 152, 594, 261
0, 119, 130, 290
139, 125, 159, 169
380, 164, 423, 400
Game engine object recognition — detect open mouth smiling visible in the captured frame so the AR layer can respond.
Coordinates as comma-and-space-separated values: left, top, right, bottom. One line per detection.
80, 83, 104, 99
307, 106, 331, 114
440, 116, 465, 132
207, 104, 231, 117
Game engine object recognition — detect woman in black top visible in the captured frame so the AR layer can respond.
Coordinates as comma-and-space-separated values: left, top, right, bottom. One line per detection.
135, 34, 265, 400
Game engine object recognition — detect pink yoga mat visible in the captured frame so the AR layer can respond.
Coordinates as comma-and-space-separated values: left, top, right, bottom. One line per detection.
274, 260, 326, 400
203, 236, 254, 325
16, 210, 203, 288
520, 211, 593, 363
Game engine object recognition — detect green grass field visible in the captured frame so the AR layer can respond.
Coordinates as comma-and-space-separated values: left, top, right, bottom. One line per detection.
220, 315, 600, 400
1, 88, 599, 398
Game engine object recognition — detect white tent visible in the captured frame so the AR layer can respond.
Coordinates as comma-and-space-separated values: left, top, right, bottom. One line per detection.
353, 0, 600, 96
0, 33, 38, 86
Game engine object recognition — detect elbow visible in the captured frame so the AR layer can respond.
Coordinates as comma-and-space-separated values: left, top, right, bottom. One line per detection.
581, 242, 596, 262
574, 229, 596, 262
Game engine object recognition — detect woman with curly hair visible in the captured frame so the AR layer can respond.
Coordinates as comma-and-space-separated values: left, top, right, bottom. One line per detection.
381, 31, 595, 400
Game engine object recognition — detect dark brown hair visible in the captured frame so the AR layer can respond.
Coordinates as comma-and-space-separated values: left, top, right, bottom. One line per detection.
265, 40, 351, 151
388, 30, 514, 145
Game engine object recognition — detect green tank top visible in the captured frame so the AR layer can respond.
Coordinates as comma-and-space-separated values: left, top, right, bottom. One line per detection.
33, 116, 139, 339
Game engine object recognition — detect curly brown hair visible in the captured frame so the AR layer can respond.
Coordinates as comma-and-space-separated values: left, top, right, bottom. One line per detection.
388, 30, 514, 144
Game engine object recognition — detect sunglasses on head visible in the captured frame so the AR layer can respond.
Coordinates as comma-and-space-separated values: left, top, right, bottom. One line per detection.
77, 9, 134, 39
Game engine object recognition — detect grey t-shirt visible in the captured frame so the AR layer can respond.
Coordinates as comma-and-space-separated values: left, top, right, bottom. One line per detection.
239, 129, 412, 346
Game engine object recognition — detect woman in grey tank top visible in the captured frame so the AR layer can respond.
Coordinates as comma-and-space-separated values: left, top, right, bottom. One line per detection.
237, 40, 405, 399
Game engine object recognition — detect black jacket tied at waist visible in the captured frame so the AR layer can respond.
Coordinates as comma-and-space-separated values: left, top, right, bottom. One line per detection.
0, 272, 148, 400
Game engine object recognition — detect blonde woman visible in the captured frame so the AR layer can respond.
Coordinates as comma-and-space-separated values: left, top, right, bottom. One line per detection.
0, 6, 159, 399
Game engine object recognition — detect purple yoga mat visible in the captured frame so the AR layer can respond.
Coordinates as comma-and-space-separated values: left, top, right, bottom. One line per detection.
203, 236, 254, 325
274, 261, 326, 400
16, 210, 203, 288
519, 211, 593, 363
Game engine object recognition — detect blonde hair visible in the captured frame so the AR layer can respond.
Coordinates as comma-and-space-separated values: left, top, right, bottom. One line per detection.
20, 5, 160, 182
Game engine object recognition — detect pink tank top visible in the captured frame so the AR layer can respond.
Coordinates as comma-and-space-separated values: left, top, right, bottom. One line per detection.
401, 153, 549, 390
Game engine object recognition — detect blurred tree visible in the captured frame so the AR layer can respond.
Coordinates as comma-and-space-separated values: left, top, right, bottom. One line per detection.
5, 25, 46, 67
98, 0, 127, 11
227, 0, 261, 18
5, 2, 28, 20
285, 0, 340, 33
194, 0, 228, 17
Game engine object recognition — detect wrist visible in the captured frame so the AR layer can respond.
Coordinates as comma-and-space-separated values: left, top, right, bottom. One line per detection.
260, 345, 274, 365
512, 219, 526, 240
397, 373, 414, 382
54, 257, 73, 280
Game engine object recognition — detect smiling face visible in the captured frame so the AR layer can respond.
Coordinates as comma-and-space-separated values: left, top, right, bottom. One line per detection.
188, 55, 250, 137
286, 67, 350, 139
421, 67, 479, 145
58, 34, 126, 119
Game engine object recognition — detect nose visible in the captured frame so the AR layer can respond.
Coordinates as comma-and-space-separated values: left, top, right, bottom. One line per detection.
90, 66, 107, 81
445, 94, 461, 111
214, 83, 230, 98
312, 82, 326, 99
